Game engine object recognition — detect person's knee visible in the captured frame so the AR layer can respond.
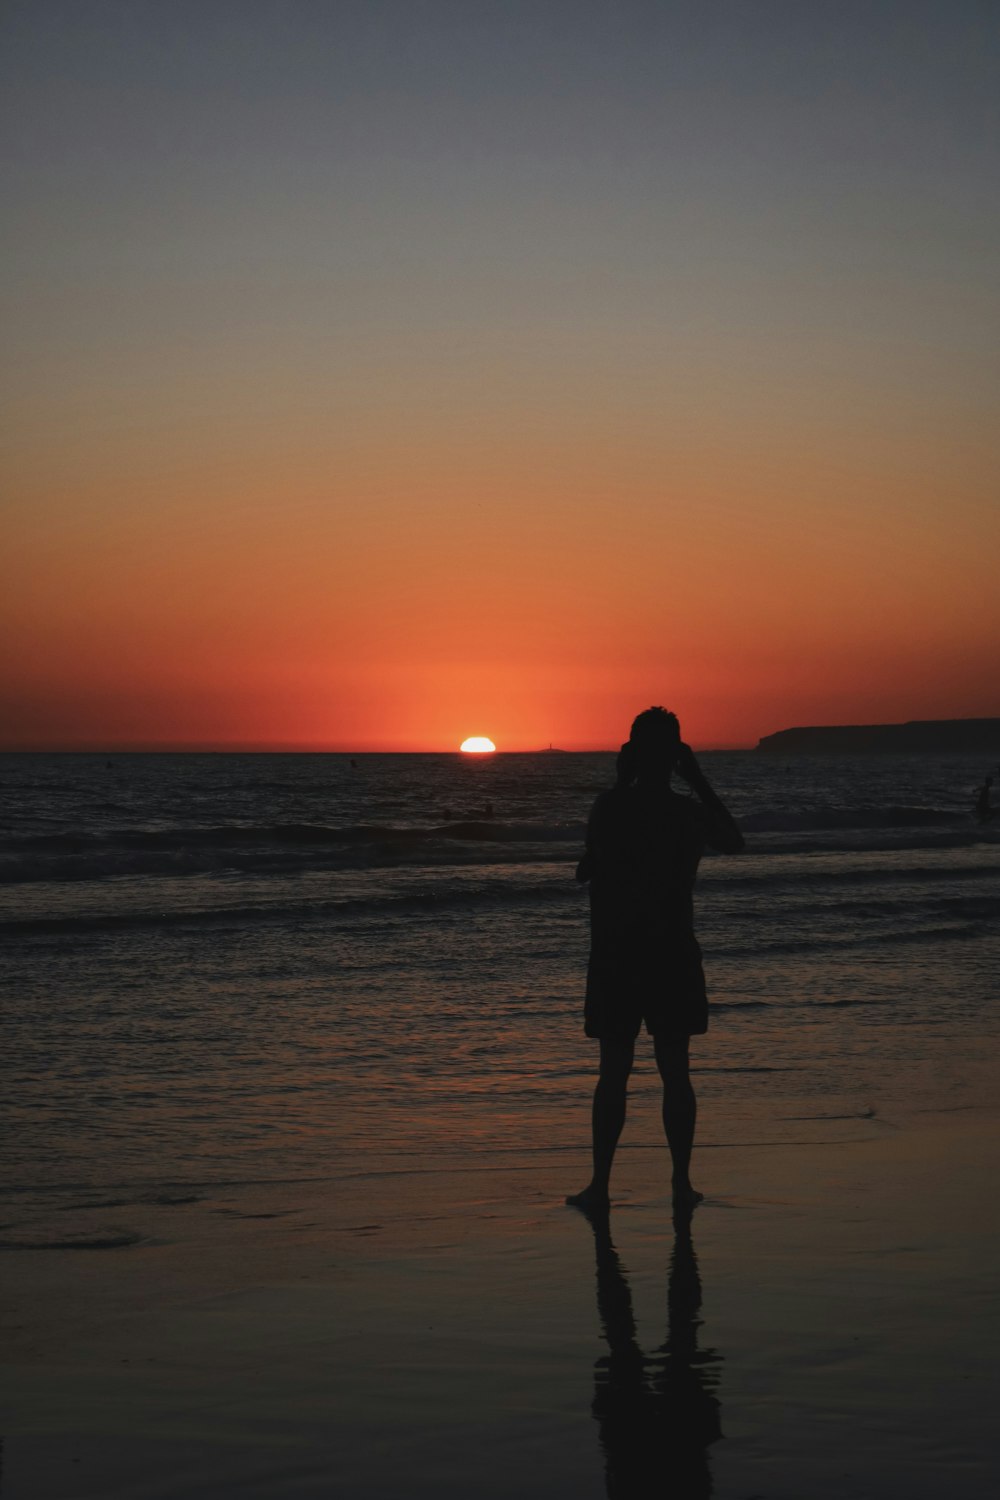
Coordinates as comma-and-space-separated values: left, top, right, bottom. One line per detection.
654, 1041, 690, 1086
598, 1039, 634, 1084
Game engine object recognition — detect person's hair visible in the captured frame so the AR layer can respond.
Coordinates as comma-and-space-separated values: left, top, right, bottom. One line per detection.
629, 706, 680, 750
615, 707, 680, 787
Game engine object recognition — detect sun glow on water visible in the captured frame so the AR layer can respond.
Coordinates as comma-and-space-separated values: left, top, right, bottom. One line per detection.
460, 737, 496, 754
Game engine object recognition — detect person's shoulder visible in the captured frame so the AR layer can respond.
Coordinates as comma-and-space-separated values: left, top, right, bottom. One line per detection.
593, 783, 629, 807
589, 784, 632, 827
589, 786, 621, 818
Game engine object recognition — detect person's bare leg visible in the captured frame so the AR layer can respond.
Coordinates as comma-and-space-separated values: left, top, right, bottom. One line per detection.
654, 1036, 702, 1207
567, 1037, 635, 1211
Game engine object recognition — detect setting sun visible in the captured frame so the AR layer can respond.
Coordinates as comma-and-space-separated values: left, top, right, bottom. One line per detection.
460, 737, 496, 754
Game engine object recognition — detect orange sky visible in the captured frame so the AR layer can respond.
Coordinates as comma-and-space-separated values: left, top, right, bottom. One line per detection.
3, 4, 998, 750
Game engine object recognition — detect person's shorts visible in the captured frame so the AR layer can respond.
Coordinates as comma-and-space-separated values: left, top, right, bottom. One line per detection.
583, 935, 708, 1043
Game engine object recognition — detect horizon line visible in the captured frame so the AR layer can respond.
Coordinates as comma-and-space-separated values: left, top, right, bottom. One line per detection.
0, 742, 753, 755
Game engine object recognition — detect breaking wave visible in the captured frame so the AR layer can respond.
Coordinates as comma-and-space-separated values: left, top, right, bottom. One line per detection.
0, 805, 992, 886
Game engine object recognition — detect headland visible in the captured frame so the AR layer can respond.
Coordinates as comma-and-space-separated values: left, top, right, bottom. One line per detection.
756, 717, 1000, 754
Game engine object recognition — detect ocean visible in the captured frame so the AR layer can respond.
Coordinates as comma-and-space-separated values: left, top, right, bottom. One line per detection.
2, 750, 999, 1251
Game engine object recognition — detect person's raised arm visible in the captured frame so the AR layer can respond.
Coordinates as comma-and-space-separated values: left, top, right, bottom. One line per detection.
675, 744, 744, 854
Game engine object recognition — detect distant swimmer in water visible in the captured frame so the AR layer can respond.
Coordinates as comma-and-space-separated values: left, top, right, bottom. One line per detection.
975, 777, 996, 823
567, 708, 744, 1214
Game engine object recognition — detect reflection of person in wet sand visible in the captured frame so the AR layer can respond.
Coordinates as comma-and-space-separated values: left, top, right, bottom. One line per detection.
569, 709, 743, 1212
588, 1205, 723, 1499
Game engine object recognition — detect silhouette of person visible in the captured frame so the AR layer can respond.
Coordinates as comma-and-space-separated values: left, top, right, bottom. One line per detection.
587, 1205, 723, 1498
975, 777, 996, 823
568, 708, 743, 1211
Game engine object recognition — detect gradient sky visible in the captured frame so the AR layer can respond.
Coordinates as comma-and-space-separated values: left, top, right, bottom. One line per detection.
2, 0, 998, 749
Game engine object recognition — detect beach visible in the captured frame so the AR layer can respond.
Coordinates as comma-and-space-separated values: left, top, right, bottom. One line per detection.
4, 1106, 1000, 1498
3, 750, 999, 1496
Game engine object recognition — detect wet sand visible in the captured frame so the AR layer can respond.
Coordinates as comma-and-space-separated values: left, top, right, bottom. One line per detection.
3, 1108, 999, 1498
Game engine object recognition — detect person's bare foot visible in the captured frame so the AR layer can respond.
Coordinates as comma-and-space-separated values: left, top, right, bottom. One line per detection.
671, 1179, 704, 1210
565, 1184, 610, 1215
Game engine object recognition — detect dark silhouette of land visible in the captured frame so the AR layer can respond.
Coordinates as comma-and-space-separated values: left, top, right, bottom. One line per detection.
568, 708, 743, 1212
586, 1205, 723, 1498
756, 717, 1000, 754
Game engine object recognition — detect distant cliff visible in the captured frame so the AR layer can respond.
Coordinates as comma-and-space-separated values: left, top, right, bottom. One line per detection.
756, 718, 1000, 754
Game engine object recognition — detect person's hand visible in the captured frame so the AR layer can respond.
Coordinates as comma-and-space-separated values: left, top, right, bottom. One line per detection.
675, 742, 701, 785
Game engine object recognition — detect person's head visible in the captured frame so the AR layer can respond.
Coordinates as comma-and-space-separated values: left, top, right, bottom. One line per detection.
627, 706, 681, 781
